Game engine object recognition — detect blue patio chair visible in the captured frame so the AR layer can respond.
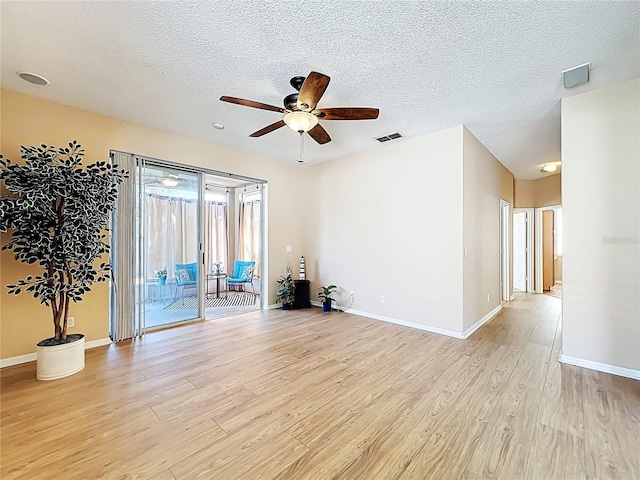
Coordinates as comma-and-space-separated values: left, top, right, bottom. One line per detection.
226, 260, 256, 296
174, 262, 198, 302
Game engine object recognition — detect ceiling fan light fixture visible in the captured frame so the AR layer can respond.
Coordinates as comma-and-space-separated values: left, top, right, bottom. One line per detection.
284, 111, 318, 133
161, 177, 179, 187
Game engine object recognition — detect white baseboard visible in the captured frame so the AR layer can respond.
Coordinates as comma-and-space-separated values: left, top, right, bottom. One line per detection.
266, 303, 285, 310
1, 337, 112, 368
463, 305, 502, 339
85, 338, 112, 349
313, 302, 501, 340
0, 352, 37, 368
559, 354, 640, 380
329, 304, 465, 339
510, 295, 515, 301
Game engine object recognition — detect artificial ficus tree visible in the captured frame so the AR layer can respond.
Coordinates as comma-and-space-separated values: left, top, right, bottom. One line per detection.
0, 141, 127, 342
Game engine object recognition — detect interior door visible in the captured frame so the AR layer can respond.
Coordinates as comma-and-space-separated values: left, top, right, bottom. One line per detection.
513, 212, 527, 291
542, 210, 554, 291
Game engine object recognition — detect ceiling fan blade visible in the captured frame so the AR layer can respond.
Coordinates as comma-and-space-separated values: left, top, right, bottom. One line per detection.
315, 107, 380, 120
220, 96, 285, 113
307, 124, 331, 145
249, 120, 286, 137
297, 72, 330, 111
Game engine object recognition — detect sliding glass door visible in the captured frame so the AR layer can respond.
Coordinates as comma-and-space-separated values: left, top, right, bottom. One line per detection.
110, 151, 266, 341
140, 164, 202, 328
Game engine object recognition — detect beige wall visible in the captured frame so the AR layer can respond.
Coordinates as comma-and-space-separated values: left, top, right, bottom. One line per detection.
561, 77, 639, 373
0, 88, 519, 360
306, 126, 465, 333
0, 89, 313, 358
514, 173, 561, 208
462, 127, 514, 331
305, 125, 515, 336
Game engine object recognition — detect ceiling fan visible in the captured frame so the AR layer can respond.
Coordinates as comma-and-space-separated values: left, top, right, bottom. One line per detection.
220, 72, 379, 145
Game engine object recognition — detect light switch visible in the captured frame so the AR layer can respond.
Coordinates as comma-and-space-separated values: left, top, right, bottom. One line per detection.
286, 245, 292, 253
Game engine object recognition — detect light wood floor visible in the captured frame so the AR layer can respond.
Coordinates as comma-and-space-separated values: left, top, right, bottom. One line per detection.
2, 294, 638, 479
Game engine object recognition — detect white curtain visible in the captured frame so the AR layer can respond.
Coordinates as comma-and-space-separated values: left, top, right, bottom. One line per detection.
238, 200, 261, 277
204, 201, 228, 273
146, 195, 198, 279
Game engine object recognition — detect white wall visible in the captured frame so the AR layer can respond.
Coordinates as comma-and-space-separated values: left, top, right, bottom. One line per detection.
462, 127, 514, 331
561, 78, 640, 375
307, 126, 465, 334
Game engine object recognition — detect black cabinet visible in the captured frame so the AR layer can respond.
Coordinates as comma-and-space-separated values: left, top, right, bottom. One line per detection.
293, 280, 312, 309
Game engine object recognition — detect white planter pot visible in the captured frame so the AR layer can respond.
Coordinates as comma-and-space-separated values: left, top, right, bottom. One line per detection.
36, 335, 85, 381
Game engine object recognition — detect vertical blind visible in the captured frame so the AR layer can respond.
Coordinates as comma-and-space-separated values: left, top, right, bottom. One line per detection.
110, 152, 139, 342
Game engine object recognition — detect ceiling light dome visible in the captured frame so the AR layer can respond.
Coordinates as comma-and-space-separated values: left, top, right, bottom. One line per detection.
541, 164, 558, 173
283, 111, 318, 133
161, 177, 179, 187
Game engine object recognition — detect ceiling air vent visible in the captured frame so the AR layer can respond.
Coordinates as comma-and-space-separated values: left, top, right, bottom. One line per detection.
375, 132, 403, 143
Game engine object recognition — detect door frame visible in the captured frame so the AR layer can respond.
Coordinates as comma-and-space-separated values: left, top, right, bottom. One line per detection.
513, 208, 534, 293
534, 204, 562, 294
499, 199, 511, 303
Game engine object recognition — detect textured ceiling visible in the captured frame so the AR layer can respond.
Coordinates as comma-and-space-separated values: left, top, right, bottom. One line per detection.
1, 1, 638, 179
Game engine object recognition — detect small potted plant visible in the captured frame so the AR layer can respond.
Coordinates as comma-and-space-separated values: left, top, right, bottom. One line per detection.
155, 268, 168, 285
318, 284, 338, 312
275, 263, 295, 309
1, 141, 126, 380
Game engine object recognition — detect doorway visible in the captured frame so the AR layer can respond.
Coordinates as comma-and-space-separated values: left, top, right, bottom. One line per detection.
513, 209, 534, 292
202, 177, 264, 321
109, 151, 267, 342
535, 205, 563, 296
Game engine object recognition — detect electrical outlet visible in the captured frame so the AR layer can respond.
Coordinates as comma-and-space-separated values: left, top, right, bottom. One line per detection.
350, 290, 355, 297
285, 245, 292, 253
380, 295, 386, 304
486, 294, 490, 302
68, 316, 75, 327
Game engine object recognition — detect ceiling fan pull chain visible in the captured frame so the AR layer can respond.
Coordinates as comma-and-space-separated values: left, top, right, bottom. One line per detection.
299, 131, 304, 162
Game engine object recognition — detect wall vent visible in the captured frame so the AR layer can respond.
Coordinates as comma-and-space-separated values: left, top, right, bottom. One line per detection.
375, 132, 403, 143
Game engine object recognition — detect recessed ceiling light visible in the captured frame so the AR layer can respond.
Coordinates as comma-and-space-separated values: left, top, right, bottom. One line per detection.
17, 72, 49, 86
541, 164, 558, 173
212, 122, 224, 130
